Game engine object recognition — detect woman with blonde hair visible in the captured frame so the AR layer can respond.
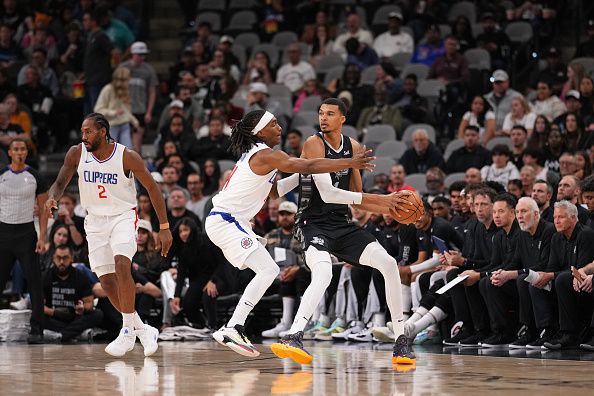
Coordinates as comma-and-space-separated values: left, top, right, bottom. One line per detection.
94, 67, 139, 148
561, 62, 585, 99
502, 96, 536, 136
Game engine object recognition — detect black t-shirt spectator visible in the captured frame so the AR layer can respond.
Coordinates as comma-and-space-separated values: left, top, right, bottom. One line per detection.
476, 30, 511, 66
398, 223, 419, 265
446, 146, 491, 173
43, 265, 93, 314
132, 250, 168, 284
83, 30, 113, 86
399, 144, 445, 175
0, 123, 24, 151
416, 216, 464, 257
167, 209, 203, 232
193, 135, 233, 163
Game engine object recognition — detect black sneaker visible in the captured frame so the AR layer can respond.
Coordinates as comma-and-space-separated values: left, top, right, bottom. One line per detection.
392, 335, 416, 364
271, 331, 313, 365
443, 326, 473, 346
509, 332, 537, 349
526, 328, 554, 349
543, 333, 578, 350
579, 336, 594, 351
482, 333, 514, 349
27, 331, 44, 345
459, 332, 489, 347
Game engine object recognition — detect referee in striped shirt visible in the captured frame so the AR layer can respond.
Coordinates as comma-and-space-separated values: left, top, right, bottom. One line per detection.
0, 138, 48, 343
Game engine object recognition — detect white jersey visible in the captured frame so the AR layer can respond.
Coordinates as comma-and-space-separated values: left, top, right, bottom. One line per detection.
77, 143, 137, 216
211, 143, 277, 221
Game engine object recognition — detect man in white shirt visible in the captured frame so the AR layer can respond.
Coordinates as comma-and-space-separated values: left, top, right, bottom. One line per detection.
333, 13, 373, 55
276, 44, 316, 94
373, 12, 414, 59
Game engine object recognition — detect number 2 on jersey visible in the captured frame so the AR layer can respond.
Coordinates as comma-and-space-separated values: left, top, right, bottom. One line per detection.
98, 185, 107, 199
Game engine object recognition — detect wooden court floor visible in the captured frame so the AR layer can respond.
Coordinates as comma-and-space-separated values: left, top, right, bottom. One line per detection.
0, 341, 593, 395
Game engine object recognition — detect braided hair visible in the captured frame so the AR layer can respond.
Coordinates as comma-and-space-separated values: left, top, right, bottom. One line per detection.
84, 112, 113, 142
229, 110, 266, 157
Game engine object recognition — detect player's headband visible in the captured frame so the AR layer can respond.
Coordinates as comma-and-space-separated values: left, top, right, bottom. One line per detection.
252, 111, 274, 135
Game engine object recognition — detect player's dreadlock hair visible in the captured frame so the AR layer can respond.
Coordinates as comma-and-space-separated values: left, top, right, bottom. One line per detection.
85, 112, 113, 142
229, 110, 266, 157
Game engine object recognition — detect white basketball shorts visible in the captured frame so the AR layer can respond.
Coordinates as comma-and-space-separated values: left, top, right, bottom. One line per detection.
205, 211, 265, 269
84, 209, 138, 277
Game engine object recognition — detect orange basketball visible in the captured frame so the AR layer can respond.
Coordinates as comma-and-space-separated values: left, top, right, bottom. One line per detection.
389, 191, 425, 225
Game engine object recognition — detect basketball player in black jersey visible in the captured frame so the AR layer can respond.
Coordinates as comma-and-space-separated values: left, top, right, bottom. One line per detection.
270, 98, 418, 366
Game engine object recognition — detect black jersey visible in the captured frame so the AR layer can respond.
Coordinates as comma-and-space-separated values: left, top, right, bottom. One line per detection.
297, 132, 353, 225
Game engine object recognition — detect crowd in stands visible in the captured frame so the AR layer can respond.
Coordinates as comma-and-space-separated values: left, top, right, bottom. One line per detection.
3, 0, 594, 351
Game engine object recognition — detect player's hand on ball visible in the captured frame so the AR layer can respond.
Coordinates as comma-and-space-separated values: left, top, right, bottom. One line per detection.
351, 144, 376, 171
159, 229, 173, 257
45, 198, 58, 218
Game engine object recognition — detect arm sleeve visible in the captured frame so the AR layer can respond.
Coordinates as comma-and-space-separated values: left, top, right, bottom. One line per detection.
276, 173, 300, 197
311, 173, 362, 205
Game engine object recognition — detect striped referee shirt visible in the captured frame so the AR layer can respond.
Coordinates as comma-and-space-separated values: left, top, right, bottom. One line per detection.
0, 165, 47, 224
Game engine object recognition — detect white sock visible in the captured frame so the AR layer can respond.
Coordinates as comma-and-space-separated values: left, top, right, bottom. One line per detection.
411, 281, 421, 311
412, 307, 447, 336
227, 247, 280, 328
392, 318, 404, 338
122, 313, 134, 329
406, 306, 428, 326
133, 311, 145, 329
401, 285, 412, 315
281, 297, 295, 326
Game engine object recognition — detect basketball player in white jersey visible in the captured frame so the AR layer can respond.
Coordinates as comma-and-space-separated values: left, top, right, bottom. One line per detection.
44, 113, 173, 358
206, 109, 383, 357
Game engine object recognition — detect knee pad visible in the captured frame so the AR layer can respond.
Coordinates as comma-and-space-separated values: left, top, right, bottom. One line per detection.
359, 241, 396, 273
305, 246, 333, 288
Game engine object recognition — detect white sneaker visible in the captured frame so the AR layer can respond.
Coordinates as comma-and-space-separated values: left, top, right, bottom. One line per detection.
135, 324, 159, 357
332, 321, 364, 341
212, 325, 260, 357
10, 297, 29, 310
278, 329, 290, 338
105, 327, 137, 357
348, 327, 374, 342
261, 322, 290, 338
43, 329, 62, 342
372, 321, 395, 342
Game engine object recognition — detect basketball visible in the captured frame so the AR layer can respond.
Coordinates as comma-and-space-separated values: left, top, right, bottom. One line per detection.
389, 191, 424, 225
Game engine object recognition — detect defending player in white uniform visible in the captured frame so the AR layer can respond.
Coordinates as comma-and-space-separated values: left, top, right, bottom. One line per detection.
44, 113, 173, 358
206, 110, 375, 357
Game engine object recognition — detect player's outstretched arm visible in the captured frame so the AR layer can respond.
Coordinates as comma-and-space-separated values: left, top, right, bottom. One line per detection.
255, 142, 375, 176
45, 145, 81, 218
124, 149, 173, 257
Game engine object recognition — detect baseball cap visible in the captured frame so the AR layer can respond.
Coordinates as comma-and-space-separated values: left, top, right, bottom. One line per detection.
170, 99, 184, 108
131, 41, 149, 55
388, 11, 403, 20
566, 90, 581, 100
219, 35, 234, 44
278, 201, 298, 214
249, 82, 268, 94
137, 219, 153, 233
490, 69, 509, 83
338, 90, 353, 104
151, 172, 164, 183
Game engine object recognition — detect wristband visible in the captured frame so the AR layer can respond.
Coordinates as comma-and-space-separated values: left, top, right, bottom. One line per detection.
159, 223, 170, 230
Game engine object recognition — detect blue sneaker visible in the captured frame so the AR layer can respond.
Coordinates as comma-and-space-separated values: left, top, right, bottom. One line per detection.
413, 329, 441, 345
271, 331, 313, 364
